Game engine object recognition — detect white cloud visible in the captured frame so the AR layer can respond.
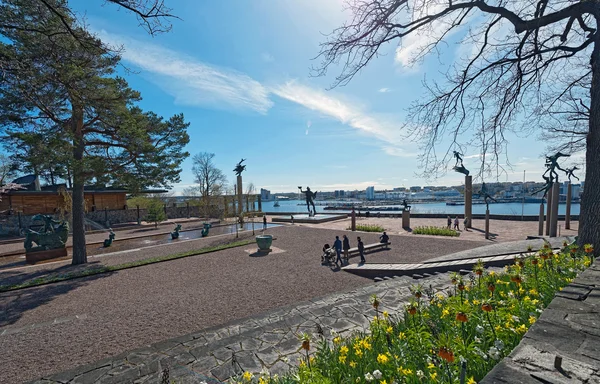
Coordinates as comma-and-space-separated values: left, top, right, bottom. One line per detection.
271, 81, 410, 156
261, 52, 275, 63
98, 31, 273, 114
378, 88, 392, 93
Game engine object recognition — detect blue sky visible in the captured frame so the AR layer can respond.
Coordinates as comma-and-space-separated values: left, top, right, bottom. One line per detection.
73, 0, 585, 194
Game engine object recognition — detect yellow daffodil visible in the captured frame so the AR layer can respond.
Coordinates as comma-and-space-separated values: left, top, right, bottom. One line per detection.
399, 332, 406, 340
472, 299, 480, 305
340, 345, 349, 355
441, 308, 450, 317
377, 354, 389, 364
467, 377, 477, 384
427, 362, 436, 370
383, 311, 389, 319
333, 336, 342, 344
243, 371, 253, 381
529, 316, 536, 325
386, 326, 393, 334
517, 324, 527, 333
430, 371, 438, 381
349, 361, 356, 368
259, 377, 267, 384
339, 354, 347, 363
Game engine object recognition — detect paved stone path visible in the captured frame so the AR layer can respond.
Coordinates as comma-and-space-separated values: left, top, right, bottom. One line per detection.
29, 273, 454, 384
482, 261, 600, 384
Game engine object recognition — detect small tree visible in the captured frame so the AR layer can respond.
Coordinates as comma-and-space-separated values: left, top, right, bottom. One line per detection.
191, 152, 227, 217
146, 199, 166, 228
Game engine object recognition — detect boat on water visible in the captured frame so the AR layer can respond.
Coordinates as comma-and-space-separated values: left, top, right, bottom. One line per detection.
273, 198, 280, 207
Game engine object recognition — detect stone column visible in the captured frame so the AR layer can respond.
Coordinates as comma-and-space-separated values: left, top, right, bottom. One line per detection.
538, 203, 544, 236
545, 186, 553, 236
550, 182, 560, 237
351, 208, 356, 231
237, 175, 243, 216
485, 209, 490, 239
402, 210, 410, 229
257, 195, 262, 212
565, 182, 572, 230
464, 176, 473, 228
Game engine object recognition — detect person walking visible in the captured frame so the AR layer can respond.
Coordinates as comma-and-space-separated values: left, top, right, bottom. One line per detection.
333, 236, 343, 265
263, 215, 267, 230
453, 216, 460, 230
463, 216, 469, 231
447, 216, 452, 229
357, 236, 365, 263
342, 235, 350, 263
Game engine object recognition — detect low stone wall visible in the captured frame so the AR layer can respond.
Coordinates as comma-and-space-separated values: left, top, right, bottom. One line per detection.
0, 204, 224, 235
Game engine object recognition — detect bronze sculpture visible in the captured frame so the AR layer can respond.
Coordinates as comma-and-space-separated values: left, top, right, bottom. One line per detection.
234, 158, 247, 176
171, 224, 182, 239
103, 230, 115, 247
24, 214, 69, 252
479, 182, 496, 211
401, 199, 411, 212
543, 152, 569, 182
565, 166, 580, 182
299, 186, 318, 215
452, 151, 470, 176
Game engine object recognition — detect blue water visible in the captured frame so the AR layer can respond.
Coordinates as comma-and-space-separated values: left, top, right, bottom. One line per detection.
259, 199, 580, 216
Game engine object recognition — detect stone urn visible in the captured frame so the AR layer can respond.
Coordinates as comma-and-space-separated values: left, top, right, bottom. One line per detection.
255, 235, 273, 251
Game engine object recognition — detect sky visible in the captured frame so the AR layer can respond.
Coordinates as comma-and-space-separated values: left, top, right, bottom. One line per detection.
72, 0, 586, 194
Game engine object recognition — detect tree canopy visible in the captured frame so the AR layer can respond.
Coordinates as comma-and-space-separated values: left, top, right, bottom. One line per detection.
0, 0, 189, 264
316, 0, 600, 250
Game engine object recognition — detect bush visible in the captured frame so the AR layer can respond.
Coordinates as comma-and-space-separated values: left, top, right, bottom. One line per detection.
348, 224, 386, 232
231, 243, 593, 384
145, 199, 166, 228
413, 226, 460, 237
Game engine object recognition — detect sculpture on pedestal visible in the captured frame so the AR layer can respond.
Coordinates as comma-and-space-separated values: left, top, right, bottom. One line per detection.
543, 152, 569, 182
233, 158, 247, 176
401, 199, 411, 212
565, 166, 580, 182
24, 214, 69, 252
452, 151, 470, 176
299, 186, 318, 216
479, 182, 496, 211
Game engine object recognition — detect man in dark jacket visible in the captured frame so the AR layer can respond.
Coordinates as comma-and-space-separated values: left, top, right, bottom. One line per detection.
342, 235, 350, 262
333, 236, 343, 265
379, 232, 389, 243
357, 236, 365, 263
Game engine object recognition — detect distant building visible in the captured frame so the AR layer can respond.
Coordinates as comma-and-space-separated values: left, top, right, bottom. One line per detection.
334, 190, 345, 198
260, 188, 271, 201
410, 186, 421, 192
366, 186, 375, 200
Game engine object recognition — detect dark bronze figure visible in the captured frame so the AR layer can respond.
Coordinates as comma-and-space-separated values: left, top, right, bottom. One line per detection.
479, 182, 496, 211
452, 151, 470, 176
565, 166, 580, 182
234, 158, 247, 176
299, 186, 318, 215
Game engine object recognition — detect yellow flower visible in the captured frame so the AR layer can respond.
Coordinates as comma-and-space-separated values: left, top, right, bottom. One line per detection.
398, 332, 406, 340
531, 299, 540, 305
383, 311, 389, 319
259, 378, 267, 384
380, 380, 387, 384
529, 316, 536, 325
427, 362, 436, 370
386, 326, 393, 334
472, 299, 480, 305
299, 360, 306, 368
243, 371, 253, 381
529, 288, 538, 296
354, 347, 363, 357
441, 308, 450, 318
339, 354, 347, 363
340, 345, 349, 355
517, 324, 528, 334
467, 377, 477, 384
489, 271, 496, 276
430, 371, 438, 381
377, 353, 389, 364
495, 325, 502, 332
349, 361, 357, 368
333, 336, 342, 344
403, 368, 413, 375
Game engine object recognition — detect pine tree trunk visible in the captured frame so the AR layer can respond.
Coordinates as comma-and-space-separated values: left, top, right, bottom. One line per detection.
578, 37, 600, 254
71, 106, 87, 265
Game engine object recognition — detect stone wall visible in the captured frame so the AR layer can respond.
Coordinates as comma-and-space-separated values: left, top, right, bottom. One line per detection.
0, 204, 221, 235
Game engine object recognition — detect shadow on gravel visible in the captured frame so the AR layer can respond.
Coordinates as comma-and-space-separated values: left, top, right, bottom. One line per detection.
0, 270, 113, 327
0, 261, 105, 289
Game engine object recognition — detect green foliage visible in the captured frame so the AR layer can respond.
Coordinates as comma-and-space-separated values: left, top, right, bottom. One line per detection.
348, 224, 386, 232
126, 196, 154, 209
145, 199, 166, 228
236, 244, 592, 383
413, 226, 460, 237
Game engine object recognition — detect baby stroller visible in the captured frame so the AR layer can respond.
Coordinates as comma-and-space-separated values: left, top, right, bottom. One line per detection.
321, 243, 336, 265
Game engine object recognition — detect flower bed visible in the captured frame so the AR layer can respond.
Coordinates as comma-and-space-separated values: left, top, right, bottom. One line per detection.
234, 242, 593, 384
412, 226, 460, 237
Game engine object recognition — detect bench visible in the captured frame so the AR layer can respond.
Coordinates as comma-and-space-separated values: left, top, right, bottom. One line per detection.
345, 242, 391, 259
